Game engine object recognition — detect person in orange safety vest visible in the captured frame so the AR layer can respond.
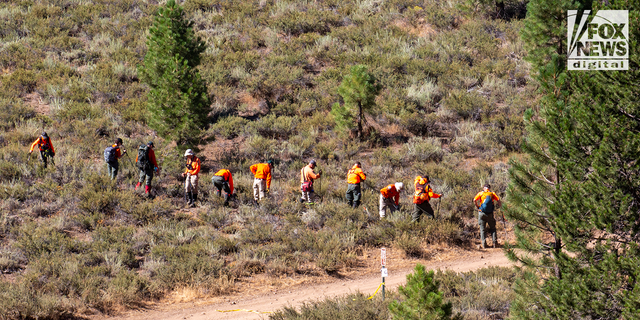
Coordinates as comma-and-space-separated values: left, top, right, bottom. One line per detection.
346, 162, 366, 208
379, 182, 403, 219
250, 160, 273, 202
212, 169, 234, 206
473, 184, 501, 248
105, 138, 126, 180
412, 175, 441, 222
182, 149, 201, 207
300, 160, 322, 204
29, 132, 55, 168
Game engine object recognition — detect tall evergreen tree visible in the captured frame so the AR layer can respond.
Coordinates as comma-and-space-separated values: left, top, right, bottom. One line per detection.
507, 0, 640, 318
139, 0, 210, 147
331, 65, 381, 140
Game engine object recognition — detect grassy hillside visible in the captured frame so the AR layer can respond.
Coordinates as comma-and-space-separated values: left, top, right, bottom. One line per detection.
0, 0, 532, 317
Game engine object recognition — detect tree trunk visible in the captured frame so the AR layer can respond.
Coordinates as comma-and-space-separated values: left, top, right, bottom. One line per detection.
554, 236, 562, 279
357, 101, 363, 141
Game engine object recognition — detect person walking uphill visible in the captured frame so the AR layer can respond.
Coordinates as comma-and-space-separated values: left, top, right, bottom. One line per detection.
182, 149, 200, 207
104, 138, 126, 180
346, 162, 366, 208
379, 182, 403, 219
300, 160, 322, 204
29, 132, 55, 168
412, 175, 441, 222
250, 160, 273, 202
473, 184, 501, 248
212, 169, 234, 206
135, 142, 160, 197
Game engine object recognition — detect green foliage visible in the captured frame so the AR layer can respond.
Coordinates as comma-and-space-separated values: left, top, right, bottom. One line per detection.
139, 0, 211, 148
332, 65, 381, 140
508, 0, 640, 318
389, 264, 460, 320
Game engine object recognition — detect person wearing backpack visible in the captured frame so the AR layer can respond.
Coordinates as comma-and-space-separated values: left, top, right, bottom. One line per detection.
300, 160, 322, 204
379, 182, 403, 219
412, 175, 441, 222
473, 184, 501, 248
135, 141, 159, 196
346, 162, 366, 208
104, 138, 126, 180
29, 132, 55, 168
250, 160, 273, 203
182, 149, 200, 207
212, 169, 234, 207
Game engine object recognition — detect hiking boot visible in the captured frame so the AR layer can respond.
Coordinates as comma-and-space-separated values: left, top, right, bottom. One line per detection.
185, 192, 190, 206
223, 194, 230, 207
135, 182, 141, 191
193, 193, 198, 205
187, 192, 194, 207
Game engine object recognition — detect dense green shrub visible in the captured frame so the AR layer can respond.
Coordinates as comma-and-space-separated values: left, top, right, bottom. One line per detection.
389, 264, 460, 320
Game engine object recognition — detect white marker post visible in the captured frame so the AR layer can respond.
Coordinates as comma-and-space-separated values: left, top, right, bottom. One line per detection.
381, 247, 387, 300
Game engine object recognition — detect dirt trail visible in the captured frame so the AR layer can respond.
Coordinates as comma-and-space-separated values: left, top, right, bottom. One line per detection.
99, 248, 511, 320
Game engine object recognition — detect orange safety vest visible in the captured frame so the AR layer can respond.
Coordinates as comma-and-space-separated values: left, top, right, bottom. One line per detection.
474, 191, 500, 204
30, 137, 54, 153
185, 156, 201, 175
380, 184, 400, 205
214, 169, 234, 194
347, 165, 366, 184
413, 176, 440, 204
250, 163, 272, 188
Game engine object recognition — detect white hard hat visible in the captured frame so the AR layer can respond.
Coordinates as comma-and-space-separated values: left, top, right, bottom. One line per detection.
395, 182, 404, 191
184, 149, 194, 157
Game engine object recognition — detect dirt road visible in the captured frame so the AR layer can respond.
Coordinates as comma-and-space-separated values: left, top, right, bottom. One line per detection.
100, 248, 511, 320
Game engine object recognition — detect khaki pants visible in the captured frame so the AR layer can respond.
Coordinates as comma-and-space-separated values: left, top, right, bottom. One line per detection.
253, 178, 267, 201
379, 195, 398, 218
185, 174, 199, 194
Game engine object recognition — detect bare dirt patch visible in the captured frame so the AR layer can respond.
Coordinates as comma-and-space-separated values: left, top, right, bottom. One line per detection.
93, 247, 512, 320
393, 19, 437, 38
25, 92, 51, 116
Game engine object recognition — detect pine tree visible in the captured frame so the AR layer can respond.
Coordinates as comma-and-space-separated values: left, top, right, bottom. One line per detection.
331, 65, 381, 140
388, 264, 459, 320
139, 0, 210, 147
507, 0, 640, 318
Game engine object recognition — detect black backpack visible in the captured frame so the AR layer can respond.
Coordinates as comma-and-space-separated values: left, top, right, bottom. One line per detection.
480, 196, 495, 214
104, 146, 117, 163
137, 145, 150, 170
41, 137, 52, 151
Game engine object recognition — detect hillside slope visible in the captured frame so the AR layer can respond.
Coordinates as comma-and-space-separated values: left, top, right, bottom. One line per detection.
0, 0, 531, 318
